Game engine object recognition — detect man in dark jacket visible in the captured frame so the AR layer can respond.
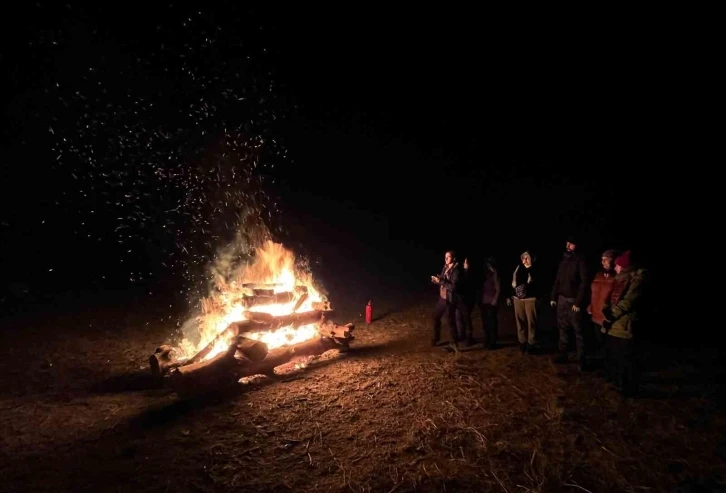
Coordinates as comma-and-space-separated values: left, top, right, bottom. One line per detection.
550, 236, 590, 369
431, 250, 464, 346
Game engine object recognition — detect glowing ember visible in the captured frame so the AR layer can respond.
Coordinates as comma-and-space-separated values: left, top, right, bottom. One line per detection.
177, 240, 326, 361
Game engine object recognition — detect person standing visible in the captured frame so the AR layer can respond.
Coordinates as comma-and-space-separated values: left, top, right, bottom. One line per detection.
602, 250, 648, 396
551, 236, 590, 369
588, 249, 618, 359
431, 250, 464, 346
479, 257, 501, 349
507, 251, 539, 354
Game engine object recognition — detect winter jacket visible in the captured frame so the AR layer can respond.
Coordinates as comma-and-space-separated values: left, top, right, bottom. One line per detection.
588, 270, 615, 325
603, 267, 648, 339
550, 251, 589, 307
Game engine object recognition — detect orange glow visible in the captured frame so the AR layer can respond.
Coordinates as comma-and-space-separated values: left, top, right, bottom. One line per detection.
177, 241, 325, 361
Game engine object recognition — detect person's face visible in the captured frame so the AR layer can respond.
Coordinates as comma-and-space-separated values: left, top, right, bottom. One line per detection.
566, 241, 576, 252
615, 264, 622, 274
445, 252, 453, 265
522, 255, 532, 267
602, 256, 613, 270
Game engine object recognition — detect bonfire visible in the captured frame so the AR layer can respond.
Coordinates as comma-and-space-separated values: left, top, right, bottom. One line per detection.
149, 240, 354, 397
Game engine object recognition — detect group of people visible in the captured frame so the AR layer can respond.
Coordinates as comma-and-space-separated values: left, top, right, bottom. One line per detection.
430, 236, 649, 396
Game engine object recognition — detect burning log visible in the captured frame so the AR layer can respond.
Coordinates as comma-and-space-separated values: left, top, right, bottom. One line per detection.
149, 345, 185, 377
311, 300, 331, 311
320, 322, 355, 340
318, 321, 355, 352
247, 288, 275, 296
149, 311, 327, 376
241, 309, 325, 329
292, 292, 308, 312
233, 336, 269, 362
170, 336, 342, 397
242, 283, 282, 289
241, 291, 295, 308
185, 320, 270, 366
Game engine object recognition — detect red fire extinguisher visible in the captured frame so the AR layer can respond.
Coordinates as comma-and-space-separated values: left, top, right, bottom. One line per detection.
365, 300, 373, 325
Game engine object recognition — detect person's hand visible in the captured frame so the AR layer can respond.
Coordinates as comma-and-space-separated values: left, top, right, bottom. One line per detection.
506, 298, 512, 307
587, 307, 592, 315
550, 301, 557, 307
431, 276, 440, 284
572, 305, 580, 313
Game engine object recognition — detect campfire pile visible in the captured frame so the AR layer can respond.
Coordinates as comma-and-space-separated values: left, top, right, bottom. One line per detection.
148, 241, 355, 398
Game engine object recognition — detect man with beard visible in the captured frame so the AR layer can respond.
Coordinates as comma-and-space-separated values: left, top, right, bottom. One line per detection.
431, 250, 464, 347
551, 236, 590, 370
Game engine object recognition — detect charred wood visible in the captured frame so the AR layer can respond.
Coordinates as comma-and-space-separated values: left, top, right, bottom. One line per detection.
170, 336, 342, 397
311, 300, 331, 311
240, 309, 325, 329
184, 320, 270, 366
241, 291, 295, 308
149, 345, 184, 377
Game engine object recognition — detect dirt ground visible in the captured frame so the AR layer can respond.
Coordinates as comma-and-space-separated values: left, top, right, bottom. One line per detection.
1, 294, 725, 493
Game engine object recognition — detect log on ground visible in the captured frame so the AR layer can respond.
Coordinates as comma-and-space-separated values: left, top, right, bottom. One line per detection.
183, 320, 270, 366
235, 336, 341, 377
170, 336, 342, 397
149, 345, 185, 377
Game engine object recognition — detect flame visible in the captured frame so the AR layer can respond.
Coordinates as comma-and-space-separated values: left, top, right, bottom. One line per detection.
177, 240, 325, 361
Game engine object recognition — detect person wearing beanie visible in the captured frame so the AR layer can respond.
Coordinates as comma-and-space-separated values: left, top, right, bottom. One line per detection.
601, 250, 649, 396
507, 250, 540, 354
587, 249, 618, 359
551, 236, 590, 369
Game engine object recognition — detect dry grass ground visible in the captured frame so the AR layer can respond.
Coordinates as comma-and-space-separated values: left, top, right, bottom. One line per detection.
0, 294, 724, 492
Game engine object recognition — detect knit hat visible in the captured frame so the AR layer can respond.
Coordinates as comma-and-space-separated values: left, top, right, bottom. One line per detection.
615, 250, 632, 268
602, 249, 618, 259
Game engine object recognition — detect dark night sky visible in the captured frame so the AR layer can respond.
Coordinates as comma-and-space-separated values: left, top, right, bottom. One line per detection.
1, 4, 677, 313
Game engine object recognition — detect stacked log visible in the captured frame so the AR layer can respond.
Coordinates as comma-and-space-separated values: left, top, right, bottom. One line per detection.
169, 336, 343, 398
148, 282, 351, 396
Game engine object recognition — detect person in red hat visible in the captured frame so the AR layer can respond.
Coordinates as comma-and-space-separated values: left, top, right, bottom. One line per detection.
601, 250, 649, 396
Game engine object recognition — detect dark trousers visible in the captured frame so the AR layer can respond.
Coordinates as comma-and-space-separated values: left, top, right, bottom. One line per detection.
593, 323, 607, 357
432, 297, 458, 343
479, 303, 499, 347
557, 295, 585, 361
605, 335, 639, 395
457, 300, 474, 342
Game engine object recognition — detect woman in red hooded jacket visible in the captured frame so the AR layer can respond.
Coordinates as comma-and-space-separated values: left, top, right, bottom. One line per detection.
587, 249, 618, 357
